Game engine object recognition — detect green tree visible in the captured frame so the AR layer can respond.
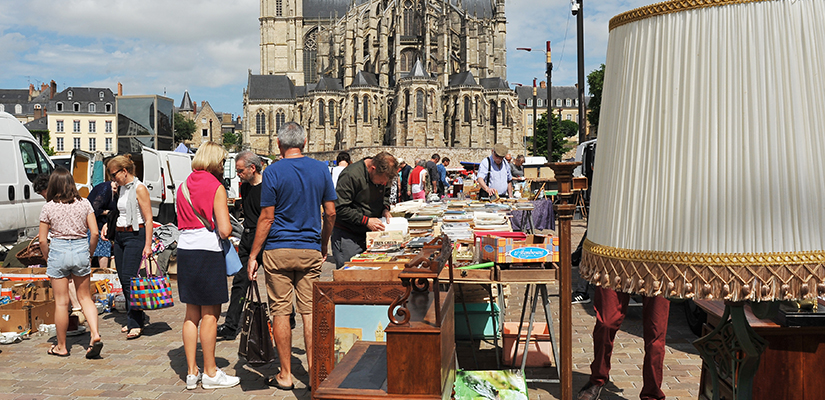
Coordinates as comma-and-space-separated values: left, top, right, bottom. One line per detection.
222, 131, 241, 151
586, 64, 605, 136
173, 113, 196, 143
31, 131, 55, 155
532, 112, 576, 162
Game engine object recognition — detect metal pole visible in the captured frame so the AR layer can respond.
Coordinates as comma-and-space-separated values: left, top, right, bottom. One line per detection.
546, 41, 553, 161
576, 0, 586, 144
532, 78, 537, 155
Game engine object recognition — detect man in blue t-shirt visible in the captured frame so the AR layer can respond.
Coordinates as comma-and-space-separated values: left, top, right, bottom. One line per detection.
247, 122, 337, 391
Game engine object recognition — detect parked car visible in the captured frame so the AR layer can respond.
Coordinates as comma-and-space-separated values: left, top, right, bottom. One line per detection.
0, 111, 54, 250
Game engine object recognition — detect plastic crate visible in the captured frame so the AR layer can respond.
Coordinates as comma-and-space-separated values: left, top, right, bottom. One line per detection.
455, 302, 500, 340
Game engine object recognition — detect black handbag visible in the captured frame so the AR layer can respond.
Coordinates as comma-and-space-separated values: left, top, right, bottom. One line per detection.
238, 284, 277, 366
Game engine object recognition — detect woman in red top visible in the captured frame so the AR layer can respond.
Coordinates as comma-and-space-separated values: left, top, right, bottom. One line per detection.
175, 142, 240, 390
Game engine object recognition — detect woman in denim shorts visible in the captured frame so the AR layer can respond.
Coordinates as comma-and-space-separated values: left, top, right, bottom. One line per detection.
39, 167, 103, 359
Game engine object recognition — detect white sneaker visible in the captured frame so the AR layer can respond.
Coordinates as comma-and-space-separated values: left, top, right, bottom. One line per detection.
186, 370, 202, 390
202, 368, 240, 389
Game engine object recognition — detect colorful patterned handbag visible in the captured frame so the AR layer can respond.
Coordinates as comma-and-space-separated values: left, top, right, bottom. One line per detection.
129, 255, 174, 310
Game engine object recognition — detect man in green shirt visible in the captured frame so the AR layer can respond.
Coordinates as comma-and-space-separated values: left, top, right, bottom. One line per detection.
331, 151, 399, 269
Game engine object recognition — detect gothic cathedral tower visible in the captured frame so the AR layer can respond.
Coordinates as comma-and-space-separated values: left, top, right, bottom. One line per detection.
260, 0, 305, 86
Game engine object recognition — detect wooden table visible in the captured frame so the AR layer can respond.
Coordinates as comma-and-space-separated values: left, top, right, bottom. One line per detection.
695, 300, 825, 400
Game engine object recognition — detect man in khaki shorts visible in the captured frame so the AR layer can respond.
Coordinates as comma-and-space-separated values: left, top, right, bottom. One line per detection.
248, 122, 337, 391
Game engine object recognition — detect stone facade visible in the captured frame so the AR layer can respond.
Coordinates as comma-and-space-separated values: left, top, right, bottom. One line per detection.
243, 0, 522, 160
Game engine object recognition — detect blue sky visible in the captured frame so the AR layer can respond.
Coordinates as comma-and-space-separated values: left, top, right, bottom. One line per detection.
0, 0, 652, 118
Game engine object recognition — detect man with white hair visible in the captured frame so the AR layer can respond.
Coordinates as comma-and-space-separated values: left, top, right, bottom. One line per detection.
247, 122, 337, 390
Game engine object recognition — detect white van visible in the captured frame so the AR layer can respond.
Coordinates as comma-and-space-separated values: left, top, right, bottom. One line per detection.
0, 111, 54, 248
141, 147, 192, 224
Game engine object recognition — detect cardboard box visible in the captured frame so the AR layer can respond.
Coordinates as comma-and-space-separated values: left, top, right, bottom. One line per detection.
0, 299, 56, 333
91, 268, 122, 293
0, 302, 30, 332
335, 263, 406, 282
481, 235, 559, 264
7, 280, 52, 301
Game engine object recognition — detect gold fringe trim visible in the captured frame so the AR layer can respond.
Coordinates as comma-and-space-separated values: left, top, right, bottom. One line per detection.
610, 0, 775, 31
582, 239, 825, 302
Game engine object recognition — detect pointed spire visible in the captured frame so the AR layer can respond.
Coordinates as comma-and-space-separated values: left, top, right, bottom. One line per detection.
179, 90, 194, 111
408, 58, 428, 78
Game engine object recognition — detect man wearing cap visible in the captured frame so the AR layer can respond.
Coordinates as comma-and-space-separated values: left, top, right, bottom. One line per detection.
477, 144, 513, 199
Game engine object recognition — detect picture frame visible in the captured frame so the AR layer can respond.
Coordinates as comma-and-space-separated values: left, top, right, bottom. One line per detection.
311, 281, 405, 392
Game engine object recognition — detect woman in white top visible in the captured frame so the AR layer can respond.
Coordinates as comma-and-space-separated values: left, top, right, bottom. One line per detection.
106, 155, 154, 340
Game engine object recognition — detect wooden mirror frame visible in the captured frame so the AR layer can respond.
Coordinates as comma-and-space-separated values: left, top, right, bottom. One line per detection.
311, 281, 406, 394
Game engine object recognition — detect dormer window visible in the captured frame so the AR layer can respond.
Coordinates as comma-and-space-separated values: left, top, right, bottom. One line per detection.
565, 98, 572, 107
99, 91, 104, 100
105, 103, 112, 113
15, 104, 22, 114
73, 102, 80, 112
34, 104, 41, 109
67, 90, 73, 99
89, 103, 96, 112
56, 102, 63, 112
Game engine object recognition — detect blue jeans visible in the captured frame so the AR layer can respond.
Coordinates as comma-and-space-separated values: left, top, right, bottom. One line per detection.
46, 238, 91, 279
113, 229, 147, 330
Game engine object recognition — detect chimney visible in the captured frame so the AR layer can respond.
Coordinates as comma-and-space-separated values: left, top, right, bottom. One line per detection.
29, 84, 34, 99
193, 102, 197, 115
34, 107, 43, 120
50, 80, 56, 99
41, 83, 48, 93
117, 82, 122, 96
540, 81, 546, 89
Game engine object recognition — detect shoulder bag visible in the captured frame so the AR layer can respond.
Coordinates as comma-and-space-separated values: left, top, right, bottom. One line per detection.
180, 181, 243, 276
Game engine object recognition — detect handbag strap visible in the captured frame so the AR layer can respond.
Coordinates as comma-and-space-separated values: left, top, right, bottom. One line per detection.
181, 181, 214, 231
140, 254, 165, 278
246, 280, 263, 303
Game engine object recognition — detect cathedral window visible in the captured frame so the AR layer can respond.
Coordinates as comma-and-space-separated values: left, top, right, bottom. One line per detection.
363, 95, 369, 122
416, 90, 424, 119
275, 110, 286, 132
501, 100, 508, 125
490, 101, 497, 125
404, 91, 410, 121
400, 49, 418, 73
304, 29, 318, 84
353, 96, 359, 123
329, 101, 335, 126
256, 110, 266, 135
463, 97, 470, 123
319, 100, 325, 125
276, 0, 283, 16
403, 1, 419, 36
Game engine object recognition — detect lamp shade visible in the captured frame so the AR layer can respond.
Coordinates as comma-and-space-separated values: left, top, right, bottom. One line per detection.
581, 0, 825, 302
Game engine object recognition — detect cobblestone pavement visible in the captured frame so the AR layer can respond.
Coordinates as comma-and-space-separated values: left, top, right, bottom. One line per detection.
0, 220, 703, 399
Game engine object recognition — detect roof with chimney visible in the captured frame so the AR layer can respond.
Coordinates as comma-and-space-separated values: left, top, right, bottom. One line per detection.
24, 117, 49, 132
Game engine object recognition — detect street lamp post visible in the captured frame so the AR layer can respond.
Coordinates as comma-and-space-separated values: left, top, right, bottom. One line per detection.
532, 78, 537, 155
517, 43, 554, 159
545, 41, 553, 161
574, 0, 586, 144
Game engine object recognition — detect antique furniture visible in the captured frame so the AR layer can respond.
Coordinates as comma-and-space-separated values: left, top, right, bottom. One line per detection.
312, 235, 456, 399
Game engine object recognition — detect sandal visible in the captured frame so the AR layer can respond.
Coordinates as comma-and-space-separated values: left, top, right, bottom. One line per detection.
47, 345, 70, 357
121, 326, 129, 333
86, 341, 103, 359
126, 328, 142, 340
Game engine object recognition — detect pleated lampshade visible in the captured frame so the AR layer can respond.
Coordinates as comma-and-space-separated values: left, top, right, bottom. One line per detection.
581, 0, 825, 302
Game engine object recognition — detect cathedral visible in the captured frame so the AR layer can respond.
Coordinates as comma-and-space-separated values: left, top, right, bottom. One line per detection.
243, 0, 523, 157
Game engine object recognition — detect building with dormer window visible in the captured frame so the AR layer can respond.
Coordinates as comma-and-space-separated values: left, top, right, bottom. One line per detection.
49, 87, 117, 155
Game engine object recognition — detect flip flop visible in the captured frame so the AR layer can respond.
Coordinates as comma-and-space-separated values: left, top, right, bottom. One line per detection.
267, 376, 295, 390
86, 341, 103, 359
121, 326, 129, 333
126, 328, 142, 340
47, 345, 70, 357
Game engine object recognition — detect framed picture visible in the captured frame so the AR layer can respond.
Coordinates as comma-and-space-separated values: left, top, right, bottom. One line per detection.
311, 281, 405, 392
